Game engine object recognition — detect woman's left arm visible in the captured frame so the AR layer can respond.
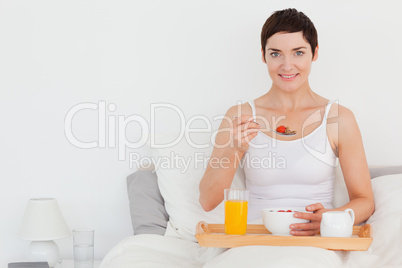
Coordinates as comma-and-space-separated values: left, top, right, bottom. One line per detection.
291, 105, 375, 236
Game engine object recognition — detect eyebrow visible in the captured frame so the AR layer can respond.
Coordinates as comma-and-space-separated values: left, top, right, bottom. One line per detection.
267, 46, 307, 52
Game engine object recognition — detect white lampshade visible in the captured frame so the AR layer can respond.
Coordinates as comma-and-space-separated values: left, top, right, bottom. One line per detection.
18, 198, 70, 241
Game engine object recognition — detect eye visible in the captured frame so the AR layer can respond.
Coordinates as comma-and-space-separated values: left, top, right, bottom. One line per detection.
270, 52, 280, 58
295, 51, 304, 56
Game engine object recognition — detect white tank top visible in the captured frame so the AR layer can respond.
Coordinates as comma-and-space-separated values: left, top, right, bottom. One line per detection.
241, 100, 338, 221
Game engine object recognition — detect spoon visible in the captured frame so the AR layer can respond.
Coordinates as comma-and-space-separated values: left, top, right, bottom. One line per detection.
232, 115, 297, 136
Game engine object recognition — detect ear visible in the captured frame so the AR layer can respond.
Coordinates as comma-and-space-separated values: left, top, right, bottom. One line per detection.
312, 45, 319, 61
261, 48, 267, 63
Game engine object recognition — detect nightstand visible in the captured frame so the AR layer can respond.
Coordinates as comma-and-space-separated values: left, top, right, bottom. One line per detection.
58, 260, 101, 268
6, 260, 101, 268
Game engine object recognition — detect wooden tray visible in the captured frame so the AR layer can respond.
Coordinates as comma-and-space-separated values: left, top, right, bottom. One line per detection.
195, 221, 373, 251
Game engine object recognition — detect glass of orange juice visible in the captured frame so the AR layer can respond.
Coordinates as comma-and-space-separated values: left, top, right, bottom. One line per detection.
224, 189, 249, 235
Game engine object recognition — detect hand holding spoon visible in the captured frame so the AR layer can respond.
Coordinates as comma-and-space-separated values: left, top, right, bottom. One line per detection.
232, 115, 297, 136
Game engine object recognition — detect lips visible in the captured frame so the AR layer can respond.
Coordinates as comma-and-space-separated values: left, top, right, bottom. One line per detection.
279, 74, 298, 78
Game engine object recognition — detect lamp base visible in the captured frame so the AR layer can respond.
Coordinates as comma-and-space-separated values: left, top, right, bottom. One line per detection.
26, 240, 60, 268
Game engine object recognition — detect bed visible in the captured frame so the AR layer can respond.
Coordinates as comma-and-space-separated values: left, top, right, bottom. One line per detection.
100, 133, 402, 268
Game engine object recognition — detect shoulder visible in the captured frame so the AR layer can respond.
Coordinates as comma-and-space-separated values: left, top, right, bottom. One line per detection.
327, 102, 358, 129
225, 102, 253, 118
327, 102, 361, 147
215, 102, 254, 130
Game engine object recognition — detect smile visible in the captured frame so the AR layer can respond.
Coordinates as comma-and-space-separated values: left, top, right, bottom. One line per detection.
279, 74, 298, 78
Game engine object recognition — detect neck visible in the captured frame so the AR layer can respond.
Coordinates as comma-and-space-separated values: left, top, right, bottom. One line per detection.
263, 82, 318, 111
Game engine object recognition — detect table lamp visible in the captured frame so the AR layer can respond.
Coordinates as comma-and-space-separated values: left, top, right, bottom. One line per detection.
18, 198, 71, 267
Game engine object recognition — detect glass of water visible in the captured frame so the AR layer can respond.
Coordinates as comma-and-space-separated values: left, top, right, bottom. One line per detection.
73, 230, 94, 268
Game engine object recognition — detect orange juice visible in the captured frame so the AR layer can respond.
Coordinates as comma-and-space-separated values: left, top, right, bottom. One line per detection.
225, 200, 248, 235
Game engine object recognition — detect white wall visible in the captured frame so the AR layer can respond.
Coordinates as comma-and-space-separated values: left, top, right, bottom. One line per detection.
1, 0, 401, 266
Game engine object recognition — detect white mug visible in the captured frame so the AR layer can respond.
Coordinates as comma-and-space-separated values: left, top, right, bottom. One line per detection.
320, 209, 355, 237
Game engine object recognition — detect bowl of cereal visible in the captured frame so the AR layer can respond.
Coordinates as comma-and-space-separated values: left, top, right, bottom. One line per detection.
261, 208, 312, 236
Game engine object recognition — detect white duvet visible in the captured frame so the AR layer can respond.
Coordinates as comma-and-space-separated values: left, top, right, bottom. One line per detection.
101, 222, 345, 268
100, 222, 225, 268
101, 174, 402, 268
101, 216, 402, 268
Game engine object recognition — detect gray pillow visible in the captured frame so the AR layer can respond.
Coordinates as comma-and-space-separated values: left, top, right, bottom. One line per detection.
369, 166, 402, 179
127, 170, 169, 235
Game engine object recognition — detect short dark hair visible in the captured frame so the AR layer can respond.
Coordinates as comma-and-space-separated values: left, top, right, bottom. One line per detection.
261, 8, 318, 59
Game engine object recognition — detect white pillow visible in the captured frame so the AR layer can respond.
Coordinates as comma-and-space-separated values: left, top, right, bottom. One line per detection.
347, 174, 402, 267
368, 174, 402, 220
149, 130, 245, 240
332, 165, 402, 209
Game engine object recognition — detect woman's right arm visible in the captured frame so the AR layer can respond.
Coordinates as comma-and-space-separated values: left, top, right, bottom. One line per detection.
199, 106, 260, 211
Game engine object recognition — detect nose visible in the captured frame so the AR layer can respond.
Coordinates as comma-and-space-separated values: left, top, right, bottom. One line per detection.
281, 56, 294, 71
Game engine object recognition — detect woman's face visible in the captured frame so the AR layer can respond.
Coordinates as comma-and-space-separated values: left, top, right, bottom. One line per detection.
263, 31, 318, 92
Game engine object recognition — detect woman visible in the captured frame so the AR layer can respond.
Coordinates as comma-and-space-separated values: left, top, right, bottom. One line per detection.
199, 8, 374, 236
